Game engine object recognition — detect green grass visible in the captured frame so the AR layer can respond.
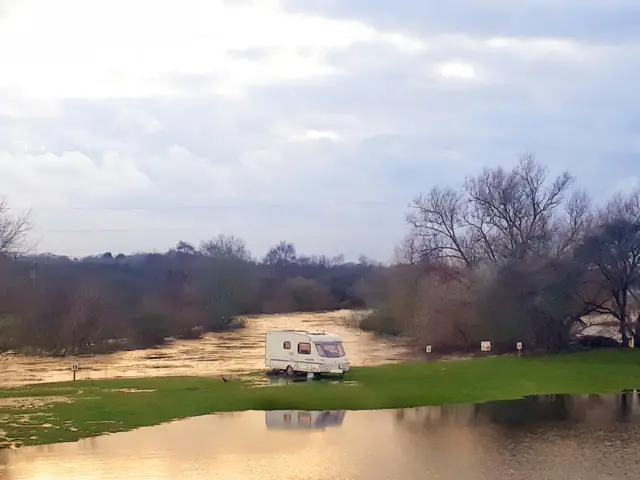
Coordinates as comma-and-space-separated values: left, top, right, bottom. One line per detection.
2, 349, 640, 447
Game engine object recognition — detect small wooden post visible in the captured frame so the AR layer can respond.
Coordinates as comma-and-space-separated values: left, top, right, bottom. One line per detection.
72, 363, 79, 382
516, 342, 523, 356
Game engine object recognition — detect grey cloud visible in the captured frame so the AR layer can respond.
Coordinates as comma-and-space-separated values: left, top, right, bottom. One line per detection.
2, 1, 640, 259
284, 0, 640, 42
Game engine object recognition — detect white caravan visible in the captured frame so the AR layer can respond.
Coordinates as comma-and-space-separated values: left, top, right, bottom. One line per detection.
265, 330, 351, 376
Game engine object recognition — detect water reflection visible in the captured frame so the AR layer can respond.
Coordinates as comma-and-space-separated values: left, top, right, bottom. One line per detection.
394, 392, 640, 431
258, 374, 357, 387
3, 394, 640, 479
265, 410, 346, 430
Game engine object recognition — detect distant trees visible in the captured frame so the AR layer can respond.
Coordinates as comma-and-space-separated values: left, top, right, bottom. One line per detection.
364, 155, 640, 352
0, 233, 374, 355
262, 276, 336, 314
199, 234, 251, 261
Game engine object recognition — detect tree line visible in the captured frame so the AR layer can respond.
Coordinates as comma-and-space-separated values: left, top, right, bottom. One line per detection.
361, 155, 640, 352
0, 219, 377, 355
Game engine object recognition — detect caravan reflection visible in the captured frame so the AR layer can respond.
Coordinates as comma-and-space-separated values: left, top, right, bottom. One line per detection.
265, 410, 346, 430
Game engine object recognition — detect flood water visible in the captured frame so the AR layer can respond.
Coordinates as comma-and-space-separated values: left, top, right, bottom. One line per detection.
0, 310, 414, 387
2, 393, 640, 479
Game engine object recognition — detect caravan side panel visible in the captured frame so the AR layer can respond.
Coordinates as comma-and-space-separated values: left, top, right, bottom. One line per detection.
265, 331, 326, 373
265, 331, 300, 370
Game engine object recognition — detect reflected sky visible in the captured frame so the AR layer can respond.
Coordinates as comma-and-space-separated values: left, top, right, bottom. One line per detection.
2, 394, 640, 479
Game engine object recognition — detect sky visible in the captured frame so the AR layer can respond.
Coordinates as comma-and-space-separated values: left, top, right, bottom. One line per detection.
1, 0, 639, 261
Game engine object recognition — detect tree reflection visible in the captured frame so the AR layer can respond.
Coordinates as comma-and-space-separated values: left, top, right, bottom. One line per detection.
394, 393, 637, 433
473, 395, 574, 428
616, 390, 635, 421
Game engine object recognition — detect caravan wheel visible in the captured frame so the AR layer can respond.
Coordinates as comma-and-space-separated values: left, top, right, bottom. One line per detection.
285, 365, 295, 377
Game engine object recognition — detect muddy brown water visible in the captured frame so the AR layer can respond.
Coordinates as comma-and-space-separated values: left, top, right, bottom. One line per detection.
0, 310, 415, 387
2, 393, 640, 479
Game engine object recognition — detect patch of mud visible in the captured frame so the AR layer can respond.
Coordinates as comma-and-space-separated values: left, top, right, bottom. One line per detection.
250, 376, 360, 387
0, 413, 50, 425
440, 354, 475, 362
146, 353, 172, 360
105, 389, 156, 394
0, 439, 21, 449
0, 396, 72, 409
60, 421, 80, 432
0, 430, 22, 449
327, 380, 360, 386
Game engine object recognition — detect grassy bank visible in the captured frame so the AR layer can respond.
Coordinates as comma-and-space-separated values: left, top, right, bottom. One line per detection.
2, 349, 640, 448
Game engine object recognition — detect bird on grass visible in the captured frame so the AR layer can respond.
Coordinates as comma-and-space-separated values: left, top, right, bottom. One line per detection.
221, 375, 229, 383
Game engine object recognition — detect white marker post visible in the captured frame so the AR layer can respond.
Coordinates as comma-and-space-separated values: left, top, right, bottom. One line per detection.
72, 363, 79, 382
426, 345, 432, 353
516, 342, 523, 352
481, 341, 491, 353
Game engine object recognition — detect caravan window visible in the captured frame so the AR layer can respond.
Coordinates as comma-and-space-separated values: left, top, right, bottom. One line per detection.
316, 343, 345, 358
283, 341, 291, 349
297, 342, 311, 354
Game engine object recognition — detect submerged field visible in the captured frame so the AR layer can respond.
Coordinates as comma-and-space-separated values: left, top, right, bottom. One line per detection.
2, 349, 640, 448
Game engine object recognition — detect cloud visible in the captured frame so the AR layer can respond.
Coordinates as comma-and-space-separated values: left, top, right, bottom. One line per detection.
283, 0, 640, 42
0, 0, 421, 100
0, 0, 638, 260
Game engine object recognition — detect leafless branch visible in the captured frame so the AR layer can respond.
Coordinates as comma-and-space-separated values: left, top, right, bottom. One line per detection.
0, 198, 32, 256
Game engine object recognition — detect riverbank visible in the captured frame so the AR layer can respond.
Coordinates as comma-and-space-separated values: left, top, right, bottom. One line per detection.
2, 349, 640, 448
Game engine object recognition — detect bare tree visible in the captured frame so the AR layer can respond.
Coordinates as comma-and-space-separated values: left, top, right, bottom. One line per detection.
381, 157, 594, 351
575, 218, 640, 347
550, 190, 594, 257
407, 187, 474, 266
174, 241, 197, 255
0, 198, 32, 256
392, 234, 424, 265
464, 155, 573, 261
199, 234, 251, 261
263, 241, 297, 266
600, 188, 640, 222
408, 155, 574, 268
592, 189, 640, 341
